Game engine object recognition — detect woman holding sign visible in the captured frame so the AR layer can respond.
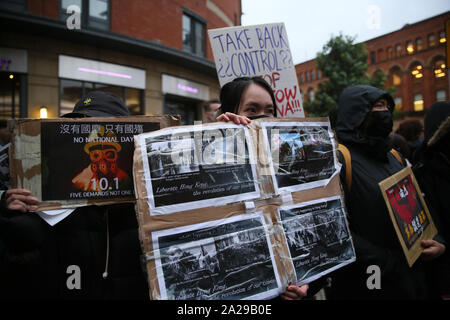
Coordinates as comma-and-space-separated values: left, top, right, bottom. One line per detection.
216, 76, 315, 300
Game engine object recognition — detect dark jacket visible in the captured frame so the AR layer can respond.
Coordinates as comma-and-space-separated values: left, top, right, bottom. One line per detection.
0, 201, 149, 299
327, 85, 440, 300
413, 101, 450, 295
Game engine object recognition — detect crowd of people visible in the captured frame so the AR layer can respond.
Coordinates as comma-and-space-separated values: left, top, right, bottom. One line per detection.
0, 77, 448, 300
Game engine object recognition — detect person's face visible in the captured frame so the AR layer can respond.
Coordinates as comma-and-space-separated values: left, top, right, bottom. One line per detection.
237, 83, 275, 117
206, 102, 221, 121
371, 98, 389, 112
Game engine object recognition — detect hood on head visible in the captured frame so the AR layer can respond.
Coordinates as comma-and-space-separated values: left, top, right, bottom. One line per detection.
336, 85, 394, 144
424, 101, 450, 147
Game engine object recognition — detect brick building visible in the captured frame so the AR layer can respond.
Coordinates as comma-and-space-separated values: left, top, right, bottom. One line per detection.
296, 11, 449, 114
0, 0, 241, 123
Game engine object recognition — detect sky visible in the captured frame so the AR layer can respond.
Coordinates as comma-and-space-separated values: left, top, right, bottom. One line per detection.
241, 0, 450, 64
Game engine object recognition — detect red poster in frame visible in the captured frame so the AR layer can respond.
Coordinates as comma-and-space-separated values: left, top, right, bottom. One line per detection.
379, 166, 437, 267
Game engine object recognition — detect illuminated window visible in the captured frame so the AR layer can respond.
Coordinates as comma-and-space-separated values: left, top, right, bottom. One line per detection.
416, 38, 423, 51
393, 73, 402, 85
439, 30, 446, 43
396, 44, 402, 57
411, 64, 423, 79
413, 94, 424, 112
428, 34, 436, 47
434, 59, 446, 78
436, 90, 446, 102
394, 97, 402, 111
406, 41, 414, 54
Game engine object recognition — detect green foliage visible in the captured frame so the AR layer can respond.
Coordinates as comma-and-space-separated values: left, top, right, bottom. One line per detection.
305, 33, 392, 126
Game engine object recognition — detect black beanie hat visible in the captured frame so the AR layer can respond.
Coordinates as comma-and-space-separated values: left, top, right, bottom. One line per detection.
62, 91, 130, 118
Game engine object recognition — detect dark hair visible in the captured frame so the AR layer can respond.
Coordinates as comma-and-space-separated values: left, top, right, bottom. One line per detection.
203, 99, 220, 112
219, 76, 277, 117
395, 118, 423, 142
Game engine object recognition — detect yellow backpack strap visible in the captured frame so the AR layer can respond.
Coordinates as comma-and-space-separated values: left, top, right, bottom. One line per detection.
390, 149, 405, 166
338, 144, 352, 191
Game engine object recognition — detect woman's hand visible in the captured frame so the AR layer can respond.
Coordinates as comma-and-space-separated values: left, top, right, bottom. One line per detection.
279, 284, 309, 300
216, 112, 251, 125
5, 188, 39, 212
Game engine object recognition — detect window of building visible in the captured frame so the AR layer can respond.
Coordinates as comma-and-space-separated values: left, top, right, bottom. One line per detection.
393, 73, 402, 85
411, 63, 423, 79
436, 90, 446, 102
413, 94, 424, 112
308, 89, 315, 102
434, 59, 446, 78
396, 44, 402, 57
370, 51, 376, 64
310, 70, 314, 82
394, 97, 402, 111
182, 11, 206, 57
415, 38, 423, 51
59, 79, 143, 116
439, 30, 446, 44
406, 41, 414, 54
299, 73, 304, 84
305, 72, 309, 82
428, 33, 436, 47
317, 70, 322, 79
0, 72, 21, 119
377, 49, 384, 61
387, 47, 393, 59
60, 0, 110, 31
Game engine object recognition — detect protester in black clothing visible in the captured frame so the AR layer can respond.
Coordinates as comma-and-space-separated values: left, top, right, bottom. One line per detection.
327, 85, 445, 300
395, 118, 424, 163
413, 101, 450, 298
0, 91, 149, 299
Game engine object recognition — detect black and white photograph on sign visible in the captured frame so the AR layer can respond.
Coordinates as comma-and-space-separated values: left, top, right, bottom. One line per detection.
139, 124, 260, 215
41, 121, 160, 201
152, 212, 282, 300
278, 196, 355, 285
261, 122, 340, 193
0, 143, 11, 190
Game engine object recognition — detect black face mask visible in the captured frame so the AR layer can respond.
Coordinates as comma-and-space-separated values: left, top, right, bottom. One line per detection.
363, 111, 393, 138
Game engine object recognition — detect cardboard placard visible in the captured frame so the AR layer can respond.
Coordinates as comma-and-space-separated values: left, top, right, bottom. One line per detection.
9, 115, 179, 210
133, 118, 355, 300
208, 23, 304, 118
379, 166, 438, 267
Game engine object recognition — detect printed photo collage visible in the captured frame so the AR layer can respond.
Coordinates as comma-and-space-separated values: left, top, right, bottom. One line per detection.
132, 118, 356, 300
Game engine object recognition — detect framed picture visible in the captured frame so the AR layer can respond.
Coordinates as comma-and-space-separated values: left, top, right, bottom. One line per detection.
136, 123, 260, 215
278, 196, 355, 285
260, 121, 340, 194
379, 166, 437, 267
151, 212, 282, 300
10, 116, 175, 210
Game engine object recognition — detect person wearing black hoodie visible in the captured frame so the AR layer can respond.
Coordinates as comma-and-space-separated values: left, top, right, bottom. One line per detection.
0, 91, 149, 299
413, 101, 450, 298
326, 85, 445, 300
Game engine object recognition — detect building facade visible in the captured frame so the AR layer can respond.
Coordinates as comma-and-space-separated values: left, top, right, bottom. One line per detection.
0, 0, 241, 124
296, 11, 449, 114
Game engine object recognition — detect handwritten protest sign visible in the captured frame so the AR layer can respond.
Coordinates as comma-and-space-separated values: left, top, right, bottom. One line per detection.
208, 23, 304, 118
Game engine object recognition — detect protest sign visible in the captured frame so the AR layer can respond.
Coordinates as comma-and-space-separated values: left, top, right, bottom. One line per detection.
208, 23, 304, 118
9, 116, 179, 210
379, 166, 438, 267
133, 118, 355, 300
